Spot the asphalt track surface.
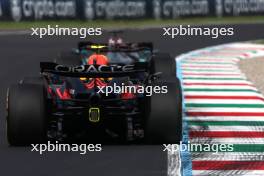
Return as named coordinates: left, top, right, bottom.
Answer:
left=0, top=24, right=264, bottom=176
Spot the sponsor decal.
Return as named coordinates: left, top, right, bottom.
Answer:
left=83, top=0, right=146, bottom=19
left=84, top=0, right=95, bottom=20
left=10, top=0, right=76, bottom=21
left=163, top=0, right=209, bottom=18
left=153, top=0, right=161, bottom=19
left=55, top=64, right=135, bottom=73
left=215, top=0, right=223, bottom=17
left=153, top=0, right=209, bottom=19
left=6, top=0, right=264, bottom=21
left=223, top=0, right=264, bottom=16
left=10, top=0, right=22, bottom=21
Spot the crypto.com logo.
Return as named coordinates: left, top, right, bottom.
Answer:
left=10, top=0, right=22, bottom=22
left=84, top=0, right=95, bottom=20
left=215, top=0, right=223, bottom=17
left=10, top=0, right=76, bottom=21
left=153, top=0, right=161, bottom=19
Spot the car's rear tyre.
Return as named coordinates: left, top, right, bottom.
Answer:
left=145, top=77, right=182, bottom=144
left=7, top=84, right=47, bottom=146
left=55, top=51, right=81, bottom=66
left=151, top=53, right=176, bottom=77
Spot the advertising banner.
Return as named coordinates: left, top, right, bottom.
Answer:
left=1, top=0, right=264, bottom=21
left=7, top=0, right=77, bottom=21
left=82, top=0, right=148, bottom=20
left=152, top=0, right=214, bottom=19
left=218, top=0, right=264, bottom=16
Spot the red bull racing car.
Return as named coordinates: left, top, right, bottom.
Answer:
left=6, top=39, right=182, bottom=145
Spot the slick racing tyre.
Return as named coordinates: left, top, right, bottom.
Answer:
left=151, top=53, right=176, bottom=77
left=145, top=77, right=182, bottom=144
left=7, top=84, right=47, bottom=146
left=55, top=51, right=81, bottom=66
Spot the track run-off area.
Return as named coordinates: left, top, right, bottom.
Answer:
left=173, top=43, right=264, bottom=176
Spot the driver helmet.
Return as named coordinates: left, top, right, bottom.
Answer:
left=82, top=54, right=111, bottom=88
left=87, top=54, right=109, bottom=65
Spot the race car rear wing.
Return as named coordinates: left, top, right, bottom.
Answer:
left=40, top=62, right=149, bottom=78
left=78, top=42, right=153, bottom=52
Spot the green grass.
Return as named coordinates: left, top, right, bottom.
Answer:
left=251, top=39, right=264, bottom=44
left=1, top=15, right=264, bottom=30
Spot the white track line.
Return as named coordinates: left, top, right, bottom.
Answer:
left=168, top=147, right=181, bottom=176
